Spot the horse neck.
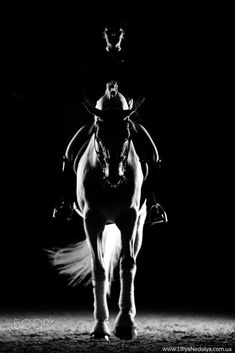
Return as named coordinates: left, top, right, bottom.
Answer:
left=84, top=135, right=142, bottom=176
left=127, top=140, right=141, bottom=168
left=85, top=134, right=100, bottom=168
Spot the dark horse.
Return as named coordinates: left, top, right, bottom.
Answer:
left=49, top=93, right=147, bottom=340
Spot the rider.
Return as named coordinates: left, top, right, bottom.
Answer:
left=53, top=22, right=167, bottom=225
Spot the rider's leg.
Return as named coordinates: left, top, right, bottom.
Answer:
left=130, top=121, right=159, bottom=164
left=144, top=159, right=168, bottom=225
left=65, top=124, right=95, bottom=164
left=53, top=124, right=94, bottom=221
left=131, top=122, right=168, bottom=225
left=52, top=155, right=76, bottom=221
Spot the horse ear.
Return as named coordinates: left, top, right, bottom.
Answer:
left=121, top=97, right=146, bottom=119
left=83, top=101, right=104, bottom=120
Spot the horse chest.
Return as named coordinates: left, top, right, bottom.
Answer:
left=84, top=177, right=136, bottom=212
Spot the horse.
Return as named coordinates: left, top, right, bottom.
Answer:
left=49, top=96, right=147, bottom=340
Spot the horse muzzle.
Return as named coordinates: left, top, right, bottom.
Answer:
left=103, top=163, right=126, bottom=188
left=105, top=175, right=126, bottom=188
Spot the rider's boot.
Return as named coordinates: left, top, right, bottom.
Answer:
left=52, top=156, right=76, bottom=222
left=144, top=160, right=168, bottom=226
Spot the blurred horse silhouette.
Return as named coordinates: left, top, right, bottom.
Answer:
left=49, top=84, right=147, bottom=340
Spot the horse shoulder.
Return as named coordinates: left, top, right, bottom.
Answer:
left=128, top=142, right=143, bottom=176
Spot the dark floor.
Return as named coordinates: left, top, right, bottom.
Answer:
left=0, top=309, right=234, bottom=352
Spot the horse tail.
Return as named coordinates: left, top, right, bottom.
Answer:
left=47, top=239, right=92, bottom=286
left=46, top=224, right=121, bottom=291
left=102, top=224, right=121, bottom=296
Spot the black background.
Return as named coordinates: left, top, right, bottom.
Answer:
left=1, top=6, right=233, bottom=315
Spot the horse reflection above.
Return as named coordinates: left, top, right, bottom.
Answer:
left=50, top=91, right=147, bottom=340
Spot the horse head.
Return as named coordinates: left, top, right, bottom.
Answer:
left=83, top=97, right=145, bottom=188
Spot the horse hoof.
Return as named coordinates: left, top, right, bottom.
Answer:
left=90, top=333, right=109, bottom=341
left=114, top=326, right=137, bottom=340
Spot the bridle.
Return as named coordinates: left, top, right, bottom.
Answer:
left=94, top=121, right=131, bottom=187
left=82, top=94, right=145, bottom=187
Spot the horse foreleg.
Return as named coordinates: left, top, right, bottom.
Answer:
left=84, top=210, right=110, bottom=340
left=134, top=201, right=147, bottom=258
left=115, top=208, right=138, bottom=340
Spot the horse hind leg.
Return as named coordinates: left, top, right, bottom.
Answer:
left=84, top=210, right=110, bottom=340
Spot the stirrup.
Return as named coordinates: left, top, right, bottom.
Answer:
left=146, top=203, right=168, bottom=226
left=52, top=200, right=75, bottom=222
